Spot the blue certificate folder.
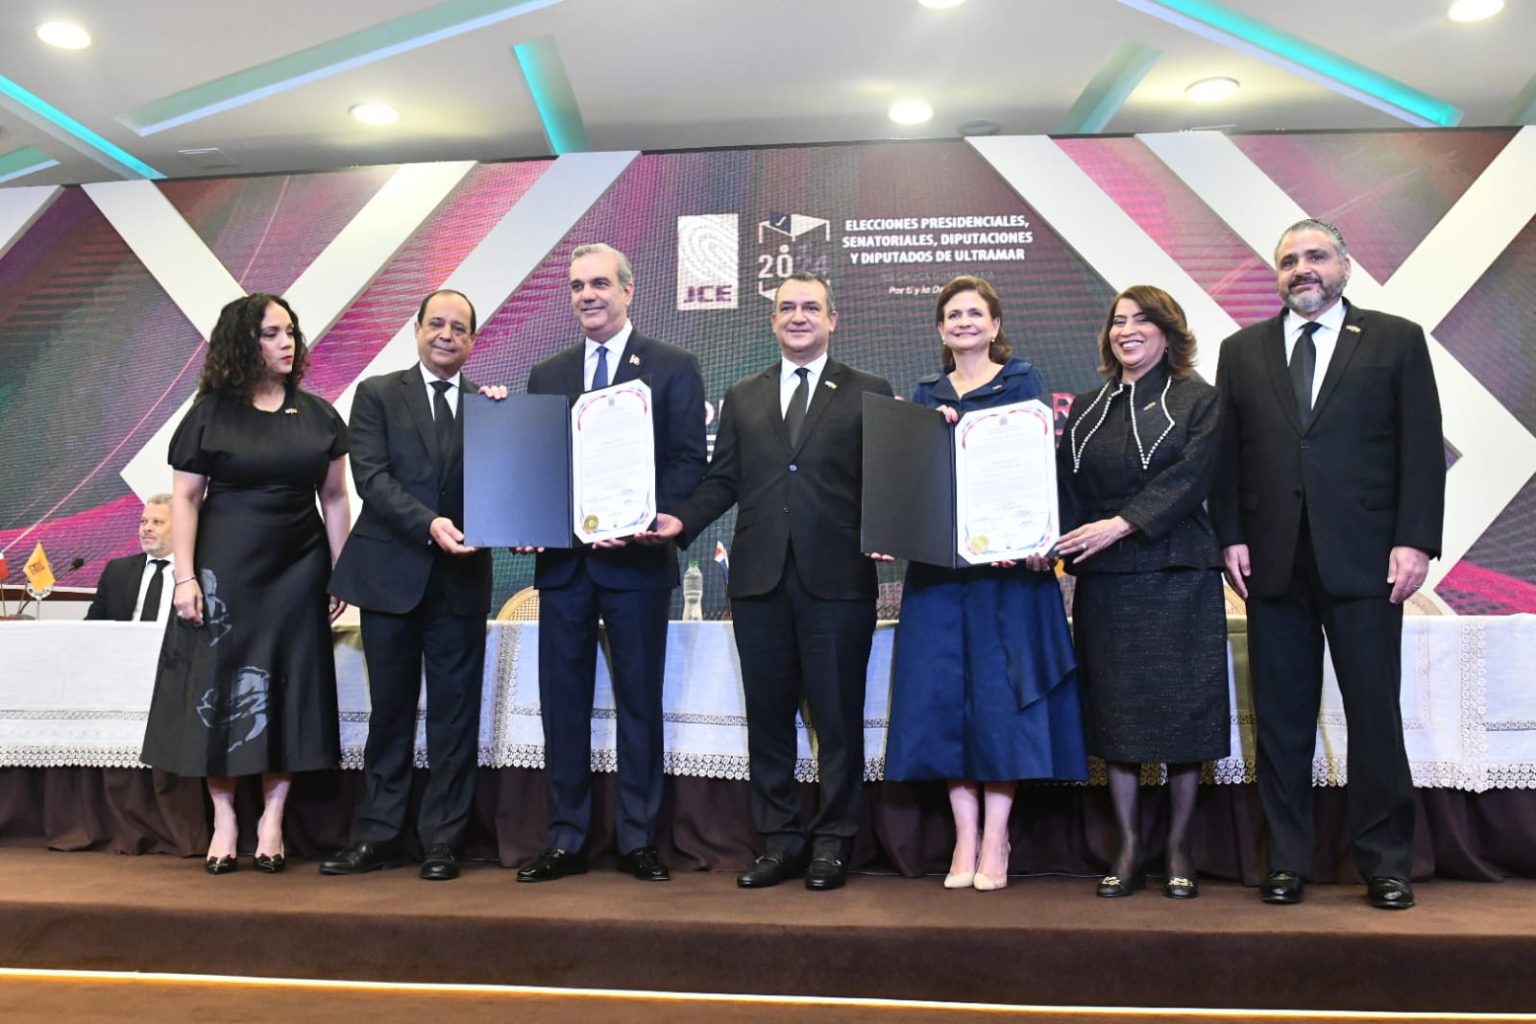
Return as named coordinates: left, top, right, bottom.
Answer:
left=462, top=393, right=574, bottom=549
left=860, top=392, right=962, bottom=569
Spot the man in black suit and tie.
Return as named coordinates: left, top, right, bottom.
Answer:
left=1211, top=219, right=1444, bottom=911
left=515, top=243, right=707, bottom=884
left=86, top=493, right=176, bottom=622
left=323, top=289, right=497, bottom=882
left=643, top=271, right=893, bottom=891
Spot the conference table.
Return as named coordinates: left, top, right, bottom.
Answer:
left=3, top=617, right=1534, bottom=880
left=4, top=617, right=1535, bottom=788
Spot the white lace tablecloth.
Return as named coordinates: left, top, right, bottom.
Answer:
left=2, top=617, right=1532, bottom=790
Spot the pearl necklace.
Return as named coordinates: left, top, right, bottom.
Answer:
left=1069, top=375, right=1176, bottom=473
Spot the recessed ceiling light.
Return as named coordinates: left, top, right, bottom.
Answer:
left=350, top=103, right=399, bottom=126
left=36, top=22, right=92, bottom=50
left=889, top=99, right=934, bottom=126
left=958, top=118, right=1001, bottom=137
left=1185, top=77, right=1239, bottom=103
left=1447, top=0, right=1504, bottom=22
left=918, top=0, right=968, bottom=8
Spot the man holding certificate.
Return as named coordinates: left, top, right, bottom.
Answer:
left=641, top=271, right=893, bottom=891
left=517, top=243, right=707, bottom=885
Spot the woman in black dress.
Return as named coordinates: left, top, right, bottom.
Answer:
left=1056, top=285, right=1228, bottom=899
left=141, top=293, right=350, bottom=874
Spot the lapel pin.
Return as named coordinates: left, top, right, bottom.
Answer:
left=629, top=354, right=641, bottom=365
left=284, top=408, right=298, bottom=415
left=1345, top=325, right=1362, bottom=333
left=1143, top=401, right=1158, bottom=411
left=824, top=380, right=838, bottom=390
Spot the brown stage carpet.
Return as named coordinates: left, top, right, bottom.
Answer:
left=1, top=848, right=1533, bottom=1016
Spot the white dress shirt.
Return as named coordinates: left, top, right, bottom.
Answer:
left=133, top=556, right=175, bottom=624
left=779, top=352, right=829, bottom=417
left=418, top=363, right=463, bottom=418
left=584, top=321, right=634, bottom=391
left=1283, top=299, right=1347, bottom=408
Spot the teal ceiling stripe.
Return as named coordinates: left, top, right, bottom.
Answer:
left=0, top=74, right=163, bottom=179
left=1116, top=0, right=1463, bottom=127
left=0, top=146, right=61, bottom=184
left=513, top=36, right=590, bottom=154
left=1510, top=72, right=1536, bottom=125
left=121, top=0, right=567, bottom=136
left=1058, top=41, right=1161, bottom=134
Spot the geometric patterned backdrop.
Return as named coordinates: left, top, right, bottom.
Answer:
left=3, top=128, right=1533, bottom=615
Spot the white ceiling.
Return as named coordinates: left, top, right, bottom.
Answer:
left=0, top=0, right=1531, bottom=185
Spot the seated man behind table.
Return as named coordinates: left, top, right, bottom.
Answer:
left=85, top=493, right=175, bottom=622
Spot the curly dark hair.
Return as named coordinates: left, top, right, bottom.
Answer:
left=1095, top=284, right=1197, bottom=381
left=935, top=275, right=1012, bottom=372
left=197, top=293, right=308, bottom=400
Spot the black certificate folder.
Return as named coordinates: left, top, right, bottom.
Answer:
left=462, top=393, right=574, bottom=549
left=861, top=392, right=962, bottom=568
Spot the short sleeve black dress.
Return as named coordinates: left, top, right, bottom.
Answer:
left=140, top=387, right=347, bottom=777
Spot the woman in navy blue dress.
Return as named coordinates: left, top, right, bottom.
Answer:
left=884, top=276, right=1086, bottom=891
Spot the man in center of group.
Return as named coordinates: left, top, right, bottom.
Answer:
left=642, top=271, right=893, bottom=891
left=517, top=243, right=706, bottom=884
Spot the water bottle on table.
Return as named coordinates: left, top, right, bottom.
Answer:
left=682, top=561, right=704, bottom=621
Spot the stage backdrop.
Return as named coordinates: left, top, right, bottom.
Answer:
left=2, top=129, right=1534, bottom=618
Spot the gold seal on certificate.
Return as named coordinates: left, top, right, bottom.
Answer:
left=953, top=398, right=1058, bottom=565
left=571, top=381, right=657, bottom=543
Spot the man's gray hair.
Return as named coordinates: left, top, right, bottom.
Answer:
left=145, top=493, right=173, bottom=507
left=571, top=243, right=634, bottom=289
left=1276, top=218, right=1349, bottom=262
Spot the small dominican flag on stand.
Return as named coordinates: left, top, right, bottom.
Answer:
left=713, top=541, right=729, bottom=582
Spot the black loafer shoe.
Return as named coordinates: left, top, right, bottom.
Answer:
left=319, top=840, right=404, bottom=876
left=1366, top=876, right=1415, bottom=910
left=516, top=847, right=587, bottom=883
left=805, top=852, right=848, bottom=891
left=737, top=853, right=806, bottom=889
left=420, top=844, right=459, bottom=881
left=1164, top=874, right=1199, bottom=899
left=1096, top=871, right=1146, bottom=898
left=1260, top=870, right=1304, bottom=905
left=616, top=846, right=671, bottom=881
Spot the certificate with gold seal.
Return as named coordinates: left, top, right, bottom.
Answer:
left=861, top=394, right=1057, bottom=568
left=571, top=380, right=656, bottom=544
left=952, top=399, right=1057, bottom=564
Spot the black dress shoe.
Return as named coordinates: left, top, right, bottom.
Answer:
left=204, top=855, right=237, bottom=875
left=420, top=844, right=459, bottom=881
left=1164, top=874, right=1198, bottom=899
left=736, top=853, right=806, bottom=889
left=805, top=852, right=848, bottom=891
left=1366, top=876, right=1415, bottom=910
left=319, top=840, right=405, bottom=876
left=616, top=846, right=671, bottom=881
left=516, top=847, right=588, bottom=883
left=1260, top=870, right=1305, bottom=904
left=1096, top=870, right=1145, bottom=898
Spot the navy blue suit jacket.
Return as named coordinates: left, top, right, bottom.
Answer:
left=526, top=330, right=707, bottom=591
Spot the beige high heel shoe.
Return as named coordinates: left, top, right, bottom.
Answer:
left=973, top=842, right=1011, bottom=891
left=943, top=836, right=979, bottom=888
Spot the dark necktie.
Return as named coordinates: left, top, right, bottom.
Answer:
left=591, top=344, right=609, bottom=391
left=1290, top=321, right=1321, bottom=424
left=785, top=367, right=810, bottom=447
left=140, top=558, right=168, bottom=621
left=431, top=379, right=455, bottom=460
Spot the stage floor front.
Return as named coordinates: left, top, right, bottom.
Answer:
left=1, top=848, right=1533, bottom=1015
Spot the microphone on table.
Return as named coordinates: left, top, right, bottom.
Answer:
left=11, top=556, right=87, bottom=617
